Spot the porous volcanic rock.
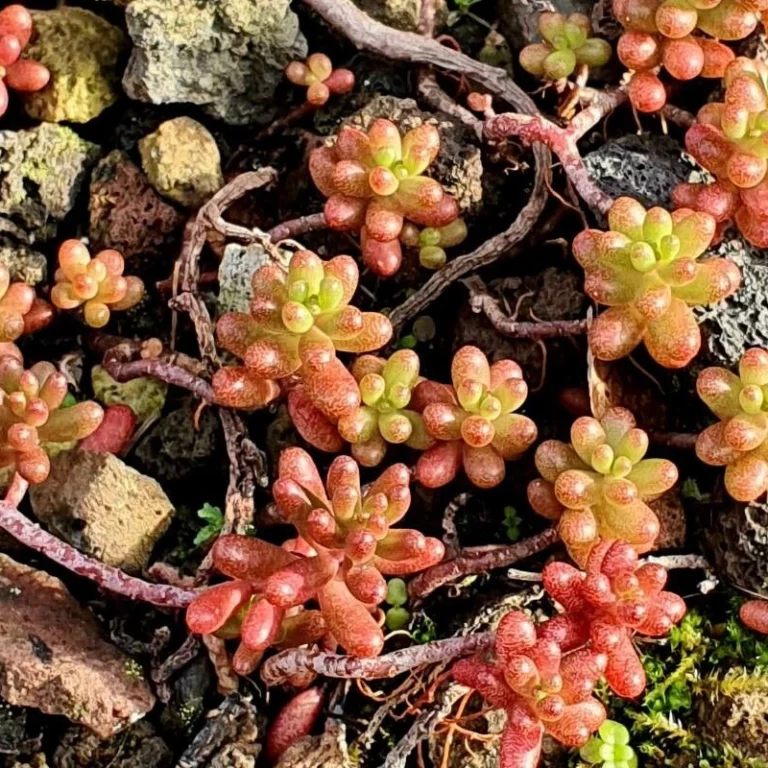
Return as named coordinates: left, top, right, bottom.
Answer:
left=0, top=554, right=154, bottom=737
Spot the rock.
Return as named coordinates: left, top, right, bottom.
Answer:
left=498, top=0, right=595, bottom=49
left=0, top=554, right=154, bottom=738
left=159, top=657, right=211, bottom=734
left=91, top=364, right=168, bottom=424
left=275, top=719, right=351, bottom=768
left=53, top=721, right=172, bottom=768
left=29, top=451, right=174, bottom=573
left=703, top=496, right=768, bottom=596
left=650, top=488, right=686, bottom=550
left=698, top=689, right=768, bottom=761
left=139, top=118, right=223, bottom=208
left=353, top=0, right=447, bottom=31
left=0, top=241, right=47, bottom=285
left=217, top=243, right=289, bottom=314
left=123, top=0, right=307, bottom=125
left=584, top=134, right=691, bottom=213
left=0, top=123, right=100, bottom=242
left=23, top=8, right=125, bottom=124
left=134, top=402, right=221, bottom=485
left=0, top=699, right=38, bottom=756
left=695, top=234, right=768, bottom=369
left=345, top=96, right=483, bottom=215
left=89, top=150, right=184, bottom=269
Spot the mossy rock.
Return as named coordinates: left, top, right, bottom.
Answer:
left=24, top=8, right=126, bottom=124
left=91, top=365, right=168, bottom=424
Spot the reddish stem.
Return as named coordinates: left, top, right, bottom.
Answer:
left=267, top=211, right=328, bottom=242
left=408, top=527, right=559, bottom=600
left=649, top=432, right=697, bottom=450
left=260, top=632, right=493, bottom=687
left=0, top=476, right=197, bottom=609
left=485, top=113, right=613, bottom=215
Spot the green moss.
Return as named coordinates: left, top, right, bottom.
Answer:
left=92, top=365, right=167, bottom=424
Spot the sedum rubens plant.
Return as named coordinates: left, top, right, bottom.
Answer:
left=399, top=219, right=467, bottom=271
left=741, top=600, right=768, bottom=634
left=674, top=57, right=768, bottom=247
left=0, top=5, right=50, bottom=118
left=213, top=249, right=391, bottom=427
left=51, top=240, right=145, bottom=329
left=614, top=0, right=743, bottom=112
left=695, top=347, right=768, bottom=501
left=453, top=611, right=609, bottom=768
left=527, top=407, right=678, bottom=567
left=541, top=539, right=686, bottom=698
left=335, top=350, right=434, bottom=467
left=0, top=354, right=103, bottom=484
left=453, top=541, right=685, bottom=768
left=285, top=53, right=355, bottom=107
left=519, top=12, right=612, bottom=81
left=413, top=346, right=537, bottom=489
left=573, top=197, right=741, bottom=368
left=309, top=119, right=461, bottom=277
left=186, top=448, right=444, bottom=664
left=0, top=264, right=52, bottom=344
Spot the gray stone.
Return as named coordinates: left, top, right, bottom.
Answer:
left=30, top=451, right=174, bottom=573
left=217, top=242, right=289, bottom=314
left=584, top=134, right=692, bottom=214
left=123, top=0, right=307, bottom=126
left=135, top=403, right=220, bottom=485
left=498, top=0, right=594, bottom=49
left=345, top=96, right=484, bottom=215
left=0, top=123, right=100, bottom=243
left=694, top=234, right=768, bottom=369
left=0, top=555, right=154, bottom=738
left=0, top=241, right=47, bottom=285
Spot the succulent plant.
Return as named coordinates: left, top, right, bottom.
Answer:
left=0, top=354, right=103, bottom=484
left=674, top=57, right=768, bottom=247
left=519, top=12, right=612, bottom=81
left=0, top=265, right=52, bottom=343
left=309, top=119, right=461, bottom=277
left=399, top=219, right=468, bottom=270
left=580, top=721, right=638, bottom=768
left=614, top=0, right=742, bottom=112
left=740, top=599, right=768, bottom=634
left=285, top=53, right=355, bottom=106
left=573, top=197, right=741, bottom=368
left=51, top=240, right=145, bottom=328
left=527, top=407, right=678, bottom=566
left=186, top=448, right=444, bottom=665
left=213, top=250, right=391, bottom=423
left=0, top=5, right=50, bottom=118
left=413, top=346, right=537, bottom=489
left=333, top=350, right=433, bottom=466
left=695, top=347, right=768, bottom=501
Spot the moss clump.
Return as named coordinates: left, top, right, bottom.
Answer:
left=24, top=8, right=126, bottom=124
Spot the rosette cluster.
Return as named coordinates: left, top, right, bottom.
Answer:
left=186, top=447, right=444, bottom=667
left=574, top=197, right=740, bottom=368
left=51, top=240, right=145, bottom=329
left=0, top=264, right=52, bottom=345
left=0, top=5, right=50, bottom=117
left=674, top=57, right=768, bottom=247
left=309, top=119, right=462, bottom=276
left=0, top=354, right=103, bottom=484
left=413, top=346, right=538, bottom=489
left=519, top=12, right=612, bottom=81
left=614, top=0, right=756, bottom=112
left=527, top=407, right=678, bottom=566
left=285, top=53, right=355, bottom=107
left=696, top=347, right=768, bottom=501
left=213, top=250, right=391, bottom=426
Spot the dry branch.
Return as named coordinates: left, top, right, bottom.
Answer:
left=267, top=211, right=327, bottom=242
left=103, top=358, right=215, bottom=402
left=409, top=527, right=559, bottom=600
left=261, top=632, right=493, bottom=687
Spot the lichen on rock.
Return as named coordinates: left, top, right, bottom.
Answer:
left=352, top=0, right=447, bottom=31
left=29, top=451, right=174, bottom=574
left=123, top=0, right=307, bottom=125
left=0, top=123, right=100, bottom=242
left=91, top=365, right=168, bottom=425
left=89, top=150, right=184, bottom=268
left=0, top=554, right=154, bottom=738
left=23, top=8, right=126, bottom=124
left=0, top=242, right=47, bottom=285
left=139, top=118, right=223, bottom=208
left=217, top=242, right=290, bottom=315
